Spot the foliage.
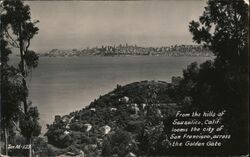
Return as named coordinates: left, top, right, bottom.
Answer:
left=0, top=24, right=23, bottom=129
left=25, top=50, right=39, bottom=69
left=45, top=121, right=69, bottom=148
left=137, top=114, right=170, bottom=155
left=102, top=130, right=136, bottom=157
left=19, top=106, right=41, bottom=141
left=1, top=0, right=39, bottom=49
left=189, top=0, right=248, bottom=68
left=1, top=65, right=24, bottom=127
left=0, top=38, right=12, bottom=63
left=32, top=137, right=56, bottom=157
left=1, top=0, right=40, bottom=98
left=186, top=0, right=248, bottom=154
left=1, top=0, right=41, bottom=156
left=1, top=13, right=24, bottom=156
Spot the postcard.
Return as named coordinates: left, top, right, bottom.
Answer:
left=1, top=0, right=249, bottom=156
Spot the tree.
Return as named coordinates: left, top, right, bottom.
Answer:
left=1, top=0, right=39, bottom=113
left=20, top=106, right=41, bottom=156
left=102, top=130, right=136, bottom=156
left=1, top=0, right=41, bottom=156
left=188, top=0, right=248, bottom=154
left=0, top=17, right=26, bottom=155
left=137, top=115, right=170, bottom=156
left=0, top=38, right=24, bottom=155
left=189, top=0, right=248, bottom=69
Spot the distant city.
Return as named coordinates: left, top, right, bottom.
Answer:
left=38, top=44, right=212, bottom=57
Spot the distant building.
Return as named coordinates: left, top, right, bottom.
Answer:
left=54, top=115, right=61, bottom=123
left=171, top=76, right=182, bottom=86
left=61, top=115, right=70, bottom=123
left=141, top=103, right=147, bottom=110
left=90, top=108, right=96, bottom=112
left=131, top=103, right=140, bottom=115
left=110, top=108, right=117, bottom=112
left=64, top=130, right=70, bottom=135
left=119, top=96, right=129, bottom=103
left=100, top=125, right=111, bottom=135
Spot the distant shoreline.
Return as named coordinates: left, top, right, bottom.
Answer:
left=38, top=54, right=213, bottom=57
left=37, top=44, right=213, bottom=57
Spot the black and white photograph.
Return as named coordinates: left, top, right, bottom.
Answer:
left=0, top=0, right=249, bottom=156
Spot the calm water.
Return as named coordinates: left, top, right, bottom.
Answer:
left=11, top=56, right=213, bottom=133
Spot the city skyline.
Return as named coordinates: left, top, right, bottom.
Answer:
left=26, top=1, right=207, bottom=53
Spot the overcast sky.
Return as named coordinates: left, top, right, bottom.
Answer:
left=26, top=1, right=207, bottom=53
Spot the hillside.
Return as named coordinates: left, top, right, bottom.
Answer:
left=44, top=80, right=180, bottom=156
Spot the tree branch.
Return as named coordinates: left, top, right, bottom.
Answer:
left=12, top=120, right=22, bottom=133
left=4, top=28, right=19, bottom=48
left=25, top=38, right=31, bottom=52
